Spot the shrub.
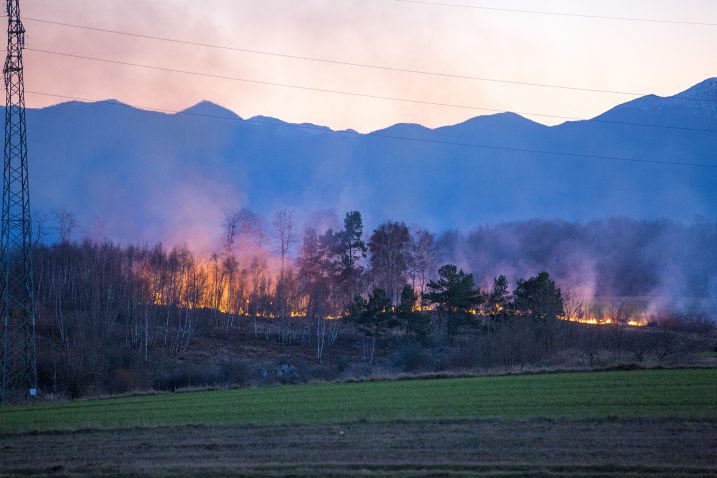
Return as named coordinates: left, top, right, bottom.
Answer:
left=656, top=313, right=716, bottom=334
left=110, top=368, right=147, bottom=394
left=37, top=349, right=95, bottom=399
left=395, top=343, right=434, bottom=372
left=104, top=344, right=140, bottom=375
left=153, top=365, right=217, bottom=391
left=277, top=361, right=300, bottom=384
left=334, top=354, right=351, bottom=373
left=217, top=360, right=252, bottom=387
left=446, top=344, right=479, bottom=370
left=300, top=364, right=341, bottom=383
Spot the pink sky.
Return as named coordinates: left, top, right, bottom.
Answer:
left=14, top=0, right=717, bottom=132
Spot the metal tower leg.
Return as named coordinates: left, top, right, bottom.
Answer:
left=1, top=0, right=37, bottom=403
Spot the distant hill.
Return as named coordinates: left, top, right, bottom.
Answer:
left=11, top=78, right=717, bottom=250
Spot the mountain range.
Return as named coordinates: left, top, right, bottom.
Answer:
left=13, top=77, right=717, bottom=251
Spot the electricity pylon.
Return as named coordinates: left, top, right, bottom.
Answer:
left=1, top=0, right=37, bottom=402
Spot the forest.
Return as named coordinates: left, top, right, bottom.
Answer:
left=22, top=210, right=717, bottom=399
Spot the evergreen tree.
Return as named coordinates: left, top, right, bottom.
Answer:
left=423, top=265, right=483, bottom=314
left=486, top=275, right=511, bottom=316
left=337, top=211, right=367, bottom=302
left=398, top=284, right=417, bottom=314
left=398, top=284, right=432, bottom=345
left=423, top=264, right=482, bottom=337
left=513, top=271, right=564, bottom=321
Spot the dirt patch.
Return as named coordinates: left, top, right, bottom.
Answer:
left=1, top=418, right=715, bottom=477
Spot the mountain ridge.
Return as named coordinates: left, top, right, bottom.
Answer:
left=12, top=78, right=717, bottom=250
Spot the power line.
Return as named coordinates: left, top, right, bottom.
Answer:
left=1, top=0, right=38, bottom=403
left=24, top=90, right=717, bottom=170
left=17, top=15, right=716, bottom=103
left=26, top=48, right=717, bottom=135
left=391, top=0, right=717, bottom=27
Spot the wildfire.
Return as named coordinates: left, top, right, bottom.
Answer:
left=559, top=315, right=648, bottom=327
left=150, top=273, right=649, bottom=327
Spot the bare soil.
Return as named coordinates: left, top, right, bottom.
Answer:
left=1, top=418, right=715, bottom=477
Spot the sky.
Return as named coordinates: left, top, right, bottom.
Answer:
left=14, top=0, right=717, bottom=132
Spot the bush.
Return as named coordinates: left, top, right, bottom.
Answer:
left=405, top=314, right=433, bottom=346
left=37, top=349, right=96, bottom=399
left=103, top=344, right=140, bottom=376
left=110, top=368, right=147, bottom=394
left=217, top=360, right=252, bottom=386
left=277, top=361, right=301, bottom=384
left=395, top=343, right=434, bottom=372
left=154, top=365, right=217, bottom=391
left=300, top=364, right=341, bottom=383
left=446, top=344, right=479, bottom=370
left=334, top=354, right=351, bottom=373
left=656, top=313, right=716, bottom=334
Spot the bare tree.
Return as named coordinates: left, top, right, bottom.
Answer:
left=222, top=212, right=240, bottom=253
left=232, top=209, right=269, bottom=258
left=273, top=209, right=297, bottom=273
left=369, top=222, right=411, bottom=304
left=52, top=207, right=78, bottom=243
left=32, top=211, right=48, bottom=246
left=562, top=289, right=585, bottom=321
left=408, top=229, right=440, bottom=297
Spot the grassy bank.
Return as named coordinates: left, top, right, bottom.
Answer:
left=1, top=369, right=715, bottom=433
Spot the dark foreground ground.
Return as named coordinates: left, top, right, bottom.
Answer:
left=1, top=418, right=715, bottom=477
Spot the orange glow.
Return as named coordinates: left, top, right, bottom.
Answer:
left=147, top=262, right=650, bottom=327
left=559, top=314, right=648, bottom=327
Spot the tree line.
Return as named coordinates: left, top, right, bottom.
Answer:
left=14, top=209, right=711, bottom=400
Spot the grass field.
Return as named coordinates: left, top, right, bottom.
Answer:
left=1, top=369, right=716, bottom=477
left=1, top=368, right=715, bottom=433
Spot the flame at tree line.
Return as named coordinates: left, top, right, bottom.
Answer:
left=475, top=305, right=648, bottom=327
left=559, top=314, right=647, bottom=327
left=134, top=209, right=659, bottom=328
left=33, top=209, right=712, bottom=351
left=149, top=280, right=650, bottom=327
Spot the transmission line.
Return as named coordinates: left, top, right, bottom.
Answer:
left=26, top=48, right=717, bottom=135
left=16, top=15, right=717, bottom=103
left=390, top=0, right=717, bottom=27
left=24, top=90, right=717, bottom=170
left=1, top=0, right=37, bottom=403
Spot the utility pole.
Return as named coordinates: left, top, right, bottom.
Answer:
left=1, top=0, right=37, bottom=402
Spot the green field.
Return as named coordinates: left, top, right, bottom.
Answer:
left=1, top=369, right=715, bottom=433
left=2, top=369, right=716, bottom=477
